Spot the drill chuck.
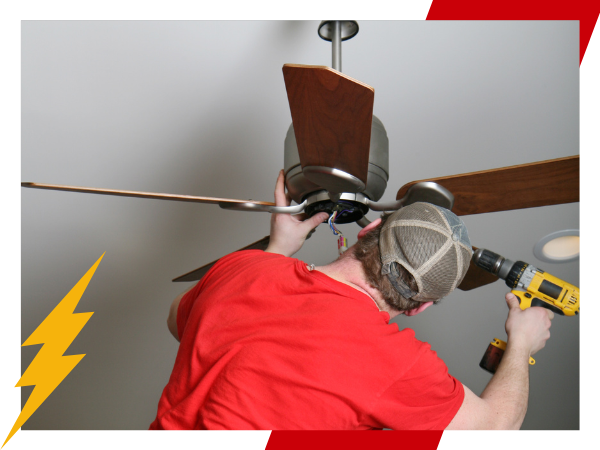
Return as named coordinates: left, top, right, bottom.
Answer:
left=473, top=249, right=504, bottom=275
left=473, top=248, right=516, bottom=281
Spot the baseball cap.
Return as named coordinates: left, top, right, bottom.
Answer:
left=379, top=202, right=472, bottom=302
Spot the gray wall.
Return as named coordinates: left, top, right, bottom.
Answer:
left=21, top=21, right=579, bottom=430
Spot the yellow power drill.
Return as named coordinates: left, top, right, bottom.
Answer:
left=472, top=248, right=580, bottom=374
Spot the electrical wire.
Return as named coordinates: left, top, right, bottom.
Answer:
left=328, top=210, right=349, bottom=255
left=328, top=211, right=343, bottom=235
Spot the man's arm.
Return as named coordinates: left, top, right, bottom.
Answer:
left=446, top=292, right=554, bottom=429
left=265, top=170, right=328, bottom=257
left=167, top=285, right=195, bottom=342
left=167, top=170, right=325, bottom=339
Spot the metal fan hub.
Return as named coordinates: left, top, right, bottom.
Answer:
left=302, top=166, right=365, bottom=194
left=284, top=115, right=389, bottom=203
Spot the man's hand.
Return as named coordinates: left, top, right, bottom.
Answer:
left=447, top=291, right=555, bottom=430
left=265, top=170, right=328, bottom=257
left=504, top=292, right=554, bottom=356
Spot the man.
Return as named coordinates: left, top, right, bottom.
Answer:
left=151, top=171, right=553, bottom=430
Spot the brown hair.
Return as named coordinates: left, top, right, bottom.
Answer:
left=351, top=215, right=424, bottom=312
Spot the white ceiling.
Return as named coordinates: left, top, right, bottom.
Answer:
left=21, top=21, right=579, bottom=430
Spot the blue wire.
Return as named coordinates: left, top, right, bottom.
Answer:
left=336, top=210, right=351, bottom=221
left=328, top=211, right=342, bottom=236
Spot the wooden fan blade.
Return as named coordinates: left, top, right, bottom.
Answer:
left=172, top=236, right=271, bottom=282
left=457, top=247, right=499, bottom=291
left=396, top=155, right=579, bottom=216
left=21, top=182, right=274, bottom=206
left=282, top=64, right=374, bottom=187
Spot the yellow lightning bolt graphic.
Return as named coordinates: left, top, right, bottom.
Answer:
left=3, top=253, right=104, bottom=448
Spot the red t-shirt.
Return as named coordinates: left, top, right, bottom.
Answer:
left=150, top=250, right=464, bottom=430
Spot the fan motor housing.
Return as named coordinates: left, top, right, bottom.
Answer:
left=284, top=115, right=389, bottom=206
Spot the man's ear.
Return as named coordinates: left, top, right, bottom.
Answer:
left=357, top=218, right=382, bottom=239
left=402, top=301, right=434, bottom=317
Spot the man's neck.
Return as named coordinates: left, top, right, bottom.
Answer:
left=314, top=250, right=401, bottom=319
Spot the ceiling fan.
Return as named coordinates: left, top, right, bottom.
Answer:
left=21, top=20, right=579, bottom=291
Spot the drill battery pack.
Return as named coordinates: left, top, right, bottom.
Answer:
left=479, top=338, right=535, bottom=374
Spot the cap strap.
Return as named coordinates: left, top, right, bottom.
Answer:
left=384, top=262, right=418, bottom=299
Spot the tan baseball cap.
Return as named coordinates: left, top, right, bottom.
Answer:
left=379, top=202, right=473, bottom=302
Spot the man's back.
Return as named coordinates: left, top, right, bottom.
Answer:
left=150, top=250, right=463, bottom=430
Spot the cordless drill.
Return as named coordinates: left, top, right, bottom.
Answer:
left=473, top=248, right=580, bottom=374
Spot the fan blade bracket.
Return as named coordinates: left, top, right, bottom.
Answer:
left=301, top=166, right=366, bottom=195
left=218, top=200, right=308, bottom=214
left=366, top=182, right=454, bottom=212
